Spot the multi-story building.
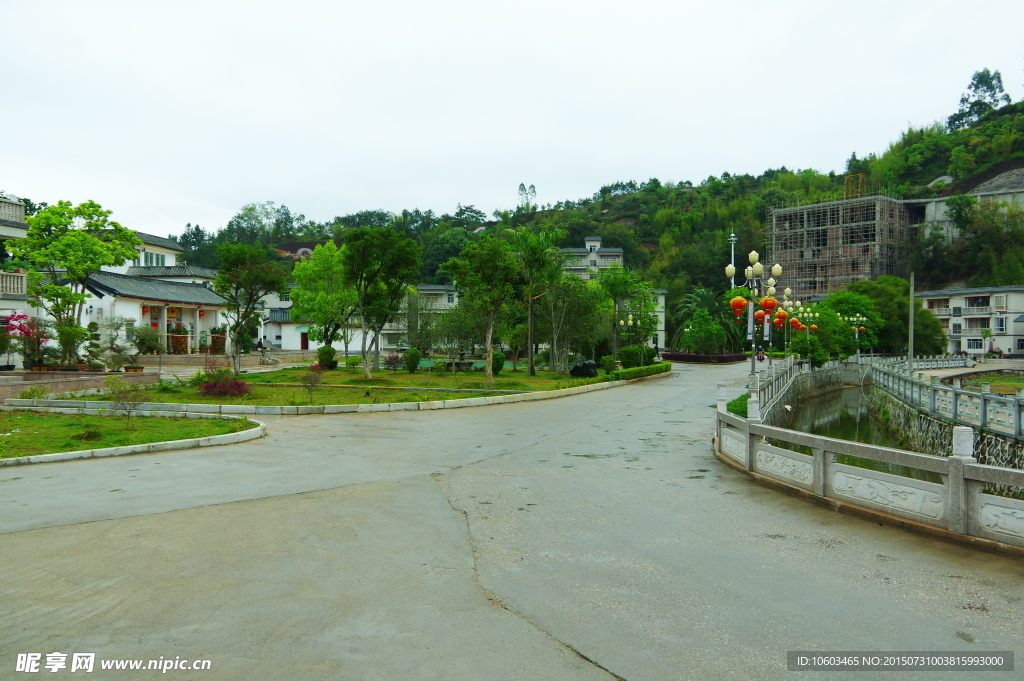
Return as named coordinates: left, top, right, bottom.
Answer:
left=916, top=285, right=1024, bottom=357
left=561, top=236, right=666, bottom=349
left=562, top=236, right=623, bottom=279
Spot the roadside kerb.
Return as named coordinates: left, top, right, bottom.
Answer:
left=3, top=369, right=673, bottom=416
left=0, top=412, right=267, bottom=467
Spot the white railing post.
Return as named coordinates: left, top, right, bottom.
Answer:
left=717, top=382, right=727, bottom=413
left=947, top=426, right=976, bottom=535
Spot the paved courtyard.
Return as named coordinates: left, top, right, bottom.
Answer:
left=2, top=364, right=1023, bottom=680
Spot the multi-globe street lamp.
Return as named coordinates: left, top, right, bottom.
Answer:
left=726, top=250, right=782, bottom=377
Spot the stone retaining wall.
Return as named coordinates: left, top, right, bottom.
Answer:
left=0, top=371, right=156, bottom=399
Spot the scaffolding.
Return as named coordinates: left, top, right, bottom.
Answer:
left=766, top=193, right=914, bottom=297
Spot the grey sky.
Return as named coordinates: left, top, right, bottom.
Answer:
left=4, top=0, right=1023, bottom=236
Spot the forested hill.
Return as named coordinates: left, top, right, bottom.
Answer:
left=168, top=69, right=1024, bottom=304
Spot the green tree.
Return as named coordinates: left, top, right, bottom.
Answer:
left=290, top=241, right=357, bottom=348
left=341, top=227, right=422, bottom=378
left=442, top=237, right=520, bottom=385
left=213, top=244, right=288, bottom=373
left=505, top=226, right=566, bottom=375
left=846, top=276, right=945, bottom=355
left=596, top=266, right=646, bottom=357
left=947, top=68, right=1011, bottom=131
left=678, top=308, right=726, bottom=355
left=9, top=200, right=142, bottom=363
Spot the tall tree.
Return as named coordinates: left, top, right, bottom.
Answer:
left=213, top=243, right=287, bottom=373
left=504, top=226, right=567, bottom=375
left=596, top=265, right=646, bottom=357
left=10, top=200, right=141, bottom=363
left=442, top=237, right=520, bottom=385
left=290, top=241, right=357, bottom=349
left=947, top=68, right=1012, bottom=131
left=341, top=227, right=421, bottom=378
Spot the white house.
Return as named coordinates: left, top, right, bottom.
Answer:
left=917, top=285, right=1024, bottom=357
left=561, top=236, right=666, bottom=350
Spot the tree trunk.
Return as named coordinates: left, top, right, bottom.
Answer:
left=527, top=300, right=535, bottom=376
left=484, top=314, right=495, bottom=386
left=611, top=300, right=619, bottom=358
left=359, top=304, right=370, bottom=379
left=372, top=333, right=380, bottom=371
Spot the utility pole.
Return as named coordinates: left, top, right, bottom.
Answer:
left=907, top=271, right=915, bottom=376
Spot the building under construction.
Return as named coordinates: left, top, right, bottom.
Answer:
left=766, top=193, right=914, bottom=296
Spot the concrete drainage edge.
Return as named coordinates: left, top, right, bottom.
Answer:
left=0, top=411, right=267, bottom=467
left=2, top=369, right=673, bottom=416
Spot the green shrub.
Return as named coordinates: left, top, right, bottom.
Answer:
left=491, top=350, right=505, bottom=375
left=535, top=349, right=550, bottom=366
left=403, top=348, right=422, bottom=373
left=726, top=393, right=748, bottom=418
left=642, top=346, right=658, bottom=365
left=599, top=355, right=617, bottom=374
left=317, top=346, right=337, bottom=368
left=17, top=385, right=48, bottom=400
left=346, top=356, right=362, bottom=371
left=433, top=360, right=449, bottom=371
left=618, top=345, right=642, bottom=369
left=608, top=361, right=672, bottom=381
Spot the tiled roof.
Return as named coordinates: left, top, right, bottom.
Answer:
left=416, top=284, right=458, bottom=292
left=125, top=265, right=218, bottom=279
left=136, top=232, right=185, bottom=252
left=596, top=248, right=623, bottom=254
left=84, top=271, right=225, bottom=306
left=266, top=308, right=309, bottom=323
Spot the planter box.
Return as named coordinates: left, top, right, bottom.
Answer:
left=125, top=367, right=145, bottom=373
left=170, top=335, right=189, bottom=355
left=661, top=352, right=747, bottom=364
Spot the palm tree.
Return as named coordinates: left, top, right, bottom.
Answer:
left=596, top=266, right=645, bottom=357
left=505, top=226, right=566, bottom=375
left=672, top=288, right=740, bottom=351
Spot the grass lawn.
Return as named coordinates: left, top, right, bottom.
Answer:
left=0, top=411, right=253, bottom=459
left=70, top=384, right=497, bottom=406
left=235, top=366, right=607, bottom=392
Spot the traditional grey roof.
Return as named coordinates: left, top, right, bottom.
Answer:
left=917, top=285, right=1024, bottom=297
left=125, top=265, right=218, bottom=280
left=416, top=284, right=458, bottom=292
left=266, top=308, right=308, bottom=323
left=596, top=247, right=623, bottom=254
left=84, top=271, right=225, bottom=306
left=1014, top=315, right=1024, bottom=323
left=136, top=231, right=185, bottom=252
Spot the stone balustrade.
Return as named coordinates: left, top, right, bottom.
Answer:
left=715, top=404, right=1024, bottom=549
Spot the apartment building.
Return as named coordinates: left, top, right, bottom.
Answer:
left=916, top=285, right=1024, bottom=357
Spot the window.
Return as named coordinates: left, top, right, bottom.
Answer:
left=967, top=296, right=989, bottom=308
left=280, top=293, right=290, bottom=302
left=590, top=260, right=597, bottom=267
left=994, top=295, right=1007, bottom=310
left=1018, top=339, right=1024, bottom=350
left=143, top=252, right=166, bottom=267
left=967, top=338, right=983, bottom=350
left=447, top=293, right=454, bottom=304
left=589, top=245, right=596, bottom=252
left=994, top=317, right=1006, bottom=333
left=952, top=323, right=962, bottom=335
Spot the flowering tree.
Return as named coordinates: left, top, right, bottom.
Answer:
left=6, top=313, right=52, bottom=365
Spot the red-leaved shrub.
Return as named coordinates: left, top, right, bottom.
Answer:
left=199, top=378, right=252, bottom=397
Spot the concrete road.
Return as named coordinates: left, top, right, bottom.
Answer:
left=2, top=364, right=1023, bottom=680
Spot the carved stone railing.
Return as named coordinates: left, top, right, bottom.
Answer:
left=714, top=402, right=1024, bottom=549
left=0, top=271, right=26, bottom=296
left=871, top=359, right=1024, bottom=439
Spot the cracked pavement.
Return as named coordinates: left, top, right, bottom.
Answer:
left=3, top=364, right=1024, bottom=680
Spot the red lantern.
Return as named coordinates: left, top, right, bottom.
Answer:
left=859, top=326, right=866, bottom=332
left=142, top=306, right=150, bottom=314
left=800, top=324, right=807, bottom=331
left=774, top=309, right=788, bottom=322
left=790, top=318, right=800, bottom=328
left=759, top=297, right=778, bottom=311
left=810, top=324, right=818, bottom=334
left=754, top=310, right=766, bottom=323
left=199, top=310, right=206, bottom=318
left=729, top=295, right=747, bottom=321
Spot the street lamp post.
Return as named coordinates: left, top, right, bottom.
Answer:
left=726, top=250, right=782, bottom=378
left=727, top=232, right=738, bottom=287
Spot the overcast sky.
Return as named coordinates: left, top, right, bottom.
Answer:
left=4, top=1, right=1023, bottom=237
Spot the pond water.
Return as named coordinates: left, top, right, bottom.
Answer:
left=786, top=386, right=942, bottom=484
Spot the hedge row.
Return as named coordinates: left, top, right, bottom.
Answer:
left=726, top=393, right=749, bottom=417
left=608, top=361, right=672, bottom=381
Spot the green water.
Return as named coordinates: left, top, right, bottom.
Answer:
left=786, top=387, right=942, bottom=484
